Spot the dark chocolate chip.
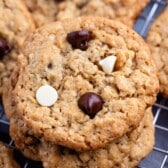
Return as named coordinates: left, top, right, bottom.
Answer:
left=47, top=63, right=53, bottom=69
left=78, top=92, right=103, bottom=118
left=0, top=37, right=12, bottom=59
left=67, top=30, right=92, bottom=50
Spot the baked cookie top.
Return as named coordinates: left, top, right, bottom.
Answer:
left=0, top=141, right=20, bottom=168
left=9, top=17, right=158, bottom=151
left=146, top=7, right=168, bottom=97
left=0, top=0, right=35, bottom=95
left=56, top=0, right=150, bottom=27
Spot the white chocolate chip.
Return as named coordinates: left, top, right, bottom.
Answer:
left=36, top=85, right=58, bottom=107
left=99, top=55, right=117, bottom=74
left=49, top=34, right=55, bottom=41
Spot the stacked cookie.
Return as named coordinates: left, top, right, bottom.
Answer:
left=3, top=16, right=159, bottom=168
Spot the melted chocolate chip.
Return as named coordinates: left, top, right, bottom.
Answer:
left=67, top=30, right=92, bottom=50
left=78, top=92, right=103, bottom=118
left=0, top=37, right=12, bottom=59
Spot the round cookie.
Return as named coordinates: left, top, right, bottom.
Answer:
left=0, top=0, right=35, bottom=95
left=56, top=0, right=150, bottom=27
left=22, top=0, right=58, bottom=27
left=8, top=105, right=154, bottom=168
left=0, top=141, right=20, bottom=168
left=7, top=17, right=159, bottom=151
left=146, top=7, right=168, bottom=97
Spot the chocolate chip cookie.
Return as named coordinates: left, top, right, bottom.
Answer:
left=4, top=17, right=159, bottom=151
left=0, top=0, right=35, bottom=95
left=0, top=141, right=20, bottom=168
left=146, top=7, right=168, bottom=97
left=56, top=0, right=150, bottom=27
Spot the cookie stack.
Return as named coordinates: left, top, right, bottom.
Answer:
left=2, top=15, right=159, bottom=168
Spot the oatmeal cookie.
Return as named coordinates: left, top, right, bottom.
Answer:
left=0, top=141, right=20, bottom=168
left=0, top=0, right=35, bottom=95
left=146, top=7, right=168, bottom=97
left=56, top=0, right=150, bottom=27
left=4, top=17, right=159, bottom=151
left=23, top=0, right=149, bottom=27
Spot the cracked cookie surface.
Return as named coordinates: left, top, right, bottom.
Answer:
left=4, top=17, right=158, bottom=151
left=146, top=7, right=168, bottom=97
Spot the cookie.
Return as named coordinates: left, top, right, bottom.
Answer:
left=146, top=7, right=168, bottom=97
left=22, top=0, right=58, bottom=27
left=9, top=105, right=154, bottom=168
left=4, top=17, right=159, bottom=151
left=3, top=68, right=154, bottom=166
left=0, top=0, right=35, bottom=95
left=39, top=108, right=154, bottom=168
left=23, top=0, right=149, bottom=27
left=0, top=141, right=20, bottom=168
left=56, top=0, right=150, bottom=27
